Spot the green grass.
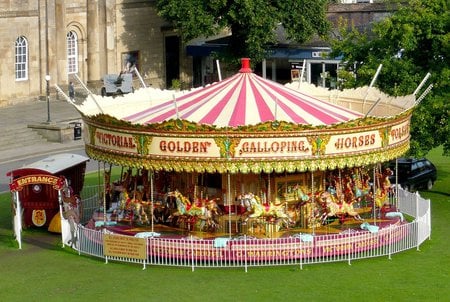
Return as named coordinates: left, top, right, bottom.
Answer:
left=83, top=166, right=123, bottom=187
left=1, top=149, right=449, bottom=302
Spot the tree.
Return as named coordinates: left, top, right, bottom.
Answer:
left=330, top=0, right=449, bottom=157
left=156, top=0, right=330, bottom=64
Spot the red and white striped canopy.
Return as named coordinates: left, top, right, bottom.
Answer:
left=125, top=59, right=362, bottom=127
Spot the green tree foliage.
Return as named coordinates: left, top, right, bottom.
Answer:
left=330, top=0, right=449, bottom=157
left=156, top=0, right=330, bottom=64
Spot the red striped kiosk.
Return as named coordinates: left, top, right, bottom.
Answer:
left=73, top=58, right=419, bottom=263
left=8, top=153, right=89, bottom=249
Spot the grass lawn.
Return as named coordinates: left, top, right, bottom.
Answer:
left=0, top=148, right=449, bottom=302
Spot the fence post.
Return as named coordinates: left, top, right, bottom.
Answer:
left=427, top=199, right=432, bottom=241
left=142, top=239, right=148, bottom=270
left=77, top=225, right=82, bottom=255
left=191, top=235, right=195, bottom=272
left=416, top=192, right=420, bottom=251
left=299, top=239, right=303, bottom=270
left=244, top=235, right=248, bottom=273
left=348, top=234, right=352, bottom=265
left=388, top=225, right=392, bottom=260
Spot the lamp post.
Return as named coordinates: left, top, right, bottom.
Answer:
left=45, top=75, right=51, bottom=123
left=45, top=0, right=51, bottom=123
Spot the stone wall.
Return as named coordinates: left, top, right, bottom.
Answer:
left=0, top=0, right=188, bottom=107
left=328, top=3, right=393, bottom=29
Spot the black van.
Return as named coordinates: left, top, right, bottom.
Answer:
left=388, top=158, right=437, bottom=191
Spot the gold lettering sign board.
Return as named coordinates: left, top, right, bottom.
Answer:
left=103, top=234, right=146, bottom=260
left=84, top=114, right=411, bottom=172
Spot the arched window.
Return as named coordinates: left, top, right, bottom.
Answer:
left=15, top=36, right=28, bottom=81
left=67, top=31, right=78, bottom=74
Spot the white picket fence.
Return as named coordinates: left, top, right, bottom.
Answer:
left=72, top=188, right=431, bottom=270
left=79, top=185, right=102, bottom=224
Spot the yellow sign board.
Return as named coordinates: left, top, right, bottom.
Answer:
left=103, top=234, right=146, bottom=260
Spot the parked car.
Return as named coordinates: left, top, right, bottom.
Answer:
left=388, top=158, right=437, bottom=191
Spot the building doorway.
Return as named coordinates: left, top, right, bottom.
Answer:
left=165, top=36, right=180, bottom=88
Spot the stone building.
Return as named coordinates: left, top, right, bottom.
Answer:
left=0, top=0, right=190, bottom=106
left=0, top=1, right=392, bottom=107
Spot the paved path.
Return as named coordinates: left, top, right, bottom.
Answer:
left=0, top=99, right=90, bottom=193
left=0, top=99, right=84, bottom=164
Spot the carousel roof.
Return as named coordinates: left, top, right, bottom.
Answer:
left=76, top=59, right=415, bottom=173
left=124, top=58, right=363, bottom=127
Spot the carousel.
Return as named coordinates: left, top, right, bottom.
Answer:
left=73, top=58, right=418, bottom=246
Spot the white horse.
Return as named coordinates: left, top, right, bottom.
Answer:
left=240, top=193, right=292, bottom=228
left=319, top=191, right=363, bottom=224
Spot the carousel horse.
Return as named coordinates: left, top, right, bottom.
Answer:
left=118, top=192, right=144, bottom=224
left=241, top=193, right=292, bottom=227
left=361, top=173, right=371, bottom=194
left=288, top=187, right=321, bottom=228
left=169, top=190, right=223, bottom=231
left=351, top=168, right=371, bottom=198
left=343, top=175, right=356, bottom=204
left=319, top=191, right=363, bottom=224
left=128, top=194, right=155, bottom=225
left=374, top=168, right=393, bottom=208
left=151, top=201, right=168, bottom=224
left=170, top=190, right=203, bottom=216
left=375, top=188, right=388, bottom=208
left=135, top=202, right=150, bottom=225
left=238, top=193, right=253, bottom=212
left=198, top=198, right=223, bottom=232
left=158, top=193, right=179, bottom=224
left=293, top=184, right=310, bottom=203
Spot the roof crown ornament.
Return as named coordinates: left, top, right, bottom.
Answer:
left=239, top=58, right=252, bottom=73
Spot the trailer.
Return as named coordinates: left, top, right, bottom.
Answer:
left=101, top=73, right=134, bottom=97
left=7, top=153, right=89, bottom=230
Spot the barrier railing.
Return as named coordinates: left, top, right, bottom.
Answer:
left=72, top=187, right=431, bottom=270
left=79, top=185, right=102, bottom=224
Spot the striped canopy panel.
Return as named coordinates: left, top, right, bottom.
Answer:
left=124, top=69, right=363, bottom=127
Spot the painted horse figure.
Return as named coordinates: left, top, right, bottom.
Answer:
left=199, top=198, right=223, bottom=232
left=375, top=168, right=393, bottom=208
left=240, top=193, right=292, bottom=228
left=169, top=190, right=223, bottom=232
left=170, top=190, right=203, bottom=216
left=319, top=191, right=363, bottom=224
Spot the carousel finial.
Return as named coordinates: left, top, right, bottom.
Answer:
left=239, top=58, right=252, bottom=73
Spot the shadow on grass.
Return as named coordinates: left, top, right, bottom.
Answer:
left=22, top=229, right=61, bottom=251
left=421, top=190, right=450, bottom=197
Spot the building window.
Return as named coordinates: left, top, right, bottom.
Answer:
left=67, top=31, right=78, bottom=74
left=15, top=36, right=28, bottom=81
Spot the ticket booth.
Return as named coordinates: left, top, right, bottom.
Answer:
left=7, top=153, right=89, bottom=229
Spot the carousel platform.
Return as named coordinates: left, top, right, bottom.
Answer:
left=88, top=206, right=404, bottom=240
left=80, top=203, right=408, bottom=264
